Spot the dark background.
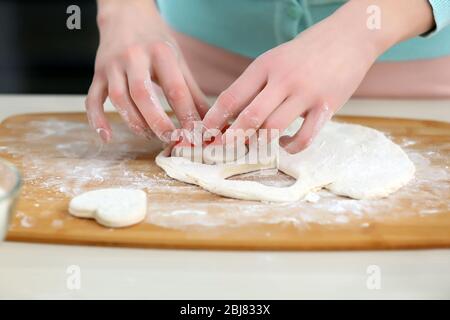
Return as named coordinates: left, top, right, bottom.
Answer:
left=0, top=0, right=98, bottom=93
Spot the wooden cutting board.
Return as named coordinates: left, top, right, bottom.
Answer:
left=0, top=112, right=449, bottom=250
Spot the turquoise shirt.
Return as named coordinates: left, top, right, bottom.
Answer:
left=157, top=0, right=450, bottom=61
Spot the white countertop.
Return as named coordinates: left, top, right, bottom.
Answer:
left=0, top=94, right=449, bottom=299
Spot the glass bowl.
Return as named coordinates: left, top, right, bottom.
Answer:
left=0, top=159, right=21, bottom=241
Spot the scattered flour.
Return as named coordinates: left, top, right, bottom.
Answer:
left=0, top=118, right=448, bottom=231
left=51, top=219, right=64, bottom=228
left=304, top=192, right=320, bottom=203
left=16, top=211, right=33, bottom=228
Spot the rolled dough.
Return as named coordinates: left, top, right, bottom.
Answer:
left=69, top=188, right=147, bottom=227
left=156, top=119, right=415, bottom=202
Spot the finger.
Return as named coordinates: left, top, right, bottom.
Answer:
left=152, top=43, right=201, bottom=130
left=280, top=103, right=333, bottom=154
left=224, top=84, right=286, bottom=142
left=202, top=61, right=267, bottom=131
left=181, top=60, right=210, bottom=118
left=126, top=53, right=176, bottom=143
left=260, top=98, right=302, bottom=145
left=261, top=94, right=312, bottom=140
left=106, top=65, right=154, bottom=139
left=85, top=75, right=111, bottom=143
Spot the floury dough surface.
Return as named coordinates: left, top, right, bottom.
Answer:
left=156, top=120, right=415, bottom=202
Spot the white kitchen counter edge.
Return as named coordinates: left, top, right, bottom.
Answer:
left=0, top=94, right=449, bottom=299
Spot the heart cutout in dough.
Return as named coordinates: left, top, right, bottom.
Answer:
left=69, top=188, right=148, bottom=228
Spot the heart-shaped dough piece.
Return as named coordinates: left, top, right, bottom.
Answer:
left=69, top=188, right=147, bottom=228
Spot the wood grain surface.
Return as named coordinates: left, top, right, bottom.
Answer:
left=0, top=113, right=449, bottom=250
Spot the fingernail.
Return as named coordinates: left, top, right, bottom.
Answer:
left=285, top=144, right=296, bottom=154
left=285, top=138, right=312, bottom=154
left=278, top=135, right=290, bottom=148
left=96, top=128, right=111, bottom=143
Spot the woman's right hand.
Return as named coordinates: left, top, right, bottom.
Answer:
left=86, top=0, right=209, bottom=143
